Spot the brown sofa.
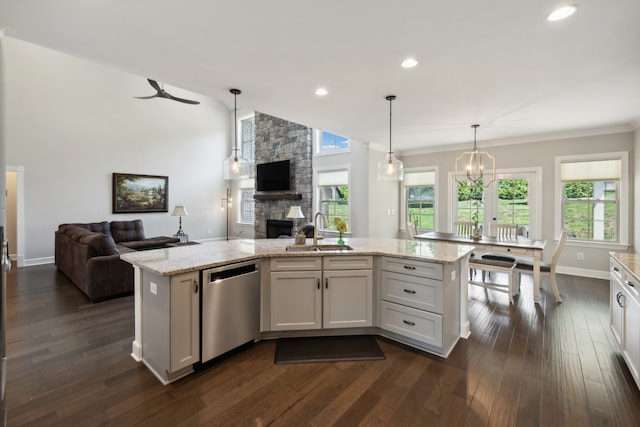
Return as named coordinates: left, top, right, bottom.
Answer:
left=54, top=220, right=179, bottom=302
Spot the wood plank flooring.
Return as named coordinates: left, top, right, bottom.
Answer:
left=5, top=264, right=640, bottom=426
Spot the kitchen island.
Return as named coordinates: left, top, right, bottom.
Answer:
left=121, top=237, right=474, bottom=384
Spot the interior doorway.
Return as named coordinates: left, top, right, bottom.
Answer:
left=6, top=166, right=23, bottom=267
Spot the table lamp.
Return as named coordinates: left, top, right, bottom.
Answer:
left=286, top=206, right=305, bottom=238
left=172, top=205, right=189, bottom=236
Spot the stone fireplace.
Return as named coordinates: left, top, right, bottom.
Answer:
left=253, top=112, right=313, bottom=238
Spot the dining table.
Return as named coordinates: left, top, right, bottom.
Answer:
left=415, top=231, right=552, bottom=303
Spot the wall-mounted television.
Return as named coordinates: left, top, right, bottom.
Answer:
left=256, top=159, right=291, bottom=191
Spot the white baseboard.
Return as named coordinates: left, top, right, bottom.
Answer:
left=24, top=256, right=54, bottom=267
left=556, top=266, right=609, bottom=280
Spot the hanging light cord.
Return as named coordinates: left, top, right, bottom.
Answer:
left=472, top=124, right=479, bottom=151
left=231, top=89, right=241, bottom=160
left=386, top=95, right=396, bottom=155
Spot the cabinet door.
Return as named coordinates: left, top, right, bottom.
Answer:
left=170, top=271, right=200, bottom=372
left=611, top=275, right=624, bottom=347
left=270, top=271, right=322, bottom=330
left=623, top=290, right=640, bottom=383
left=323, top=270, right=373, bottom=328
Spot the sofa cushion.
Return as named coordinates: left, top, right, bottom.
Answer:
left=110, top=220, right=145, bottom=243
left=59, top=221, right=111, bottom=235
left=119, top=236, right=179, bottom=250
left=79, top=233, right=119, bottom=256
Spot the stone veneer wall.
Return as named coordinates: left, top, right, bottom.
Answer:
left=254, top=112, right=313, bottom=238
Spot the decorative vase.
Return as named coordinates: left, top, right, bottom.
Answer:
left=472, top=226, right=481, bottom=240
left=337, top=232, right=344, bottom=245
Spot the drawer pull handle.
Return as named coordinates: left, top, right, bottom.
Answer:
left=613, top=266, right=620, bottom=272
left=403, top=320, right=416, bottom=326
left=403, top=289, right=416, bottom=294
left=626, top=280, right=635, bottom=288
left=403, top=265, right=416, bottom=270
left=193, top=280, right=199, bottom=293
left=325, top=278, right=329, bottom=289
left=317, top=278, right=320, bottom=290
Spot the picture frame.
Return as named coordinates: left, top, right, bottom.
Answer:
left=112, top=173, right=168, bottom=213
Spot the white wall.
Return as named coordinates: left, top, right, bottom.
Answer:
left=398, top=131, right=635, bottom=277
left=635, top=127, right=640, bottom=252
left=2, top=38, right=231, bottom=264
left=367, top=148, right=400, bottom=238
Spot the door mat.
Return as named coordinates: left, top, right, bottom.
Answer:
left=274, top=335, right=385, bottom=364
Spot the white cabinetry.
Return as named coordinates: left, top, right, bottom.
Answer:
left=610, top=256, right=640, bottom=390
left=142, top=270, right=200, bottom=384
left=269, top=256, right=373, bottom=331
left=379, top=256, right=459, bottom=357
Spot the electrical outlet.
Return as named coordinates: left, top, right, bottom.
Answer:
left=577, top=252, right=584, bottom=260
left=150, top=282, right=157, bottom=295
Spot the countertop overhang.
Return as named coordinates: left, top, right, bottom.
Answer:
left=120, top=237, right=475, bottom=276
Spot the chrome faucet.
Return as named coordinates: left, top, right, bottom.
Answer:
left=313, top=212, right=328, bottom=246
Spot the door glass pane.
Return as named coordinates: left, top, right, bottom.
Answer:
left=457, top=181, right=484, bottom=224
left=497, top=179, right=529, bottom=235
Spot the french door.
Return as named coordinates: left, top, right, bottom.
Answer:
left=449, top=168, right=542, bottom=239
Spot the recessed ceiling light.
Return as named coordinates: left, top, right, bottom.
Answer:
left=314, top=88, right=328, bottom=96
left=547, top=5, right=577, bottom=21
left=401, top=58, right=418, bottom=68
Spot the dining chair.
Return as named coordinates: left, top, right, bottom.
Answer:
left=468, top=257, right=517, bottom=303
left=454, top=221, right=474, bottom=237
left=514, top=229, right=567, bottom=303
left=491, top=223, right=518, bottom=239
left=406, top=221, right=418, bottom=239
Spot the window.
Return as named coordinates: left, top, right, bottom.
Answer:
left=557, top=155, right=625, bottom=243
left=404, top=170, right=436, bottom=231
left=240, top=114, right=255, bottom=161
left=238, top=179, right=255, bottom=224
left=316, top=168, right=349, bottom=231
left=315, top=130, right=350, bottom=154
left=238, top=114, right=255, bottom=224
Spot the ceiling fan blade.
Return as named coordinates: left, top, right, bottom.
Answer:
left=134, top=95, right=159, bottom=100
left=147, top=79, right=162, bottom=92
left=165, top=92, right=200, bottom=105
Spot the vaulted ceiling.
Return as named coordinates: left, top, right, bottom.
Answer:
left=1, top=1, right=639, bottom=152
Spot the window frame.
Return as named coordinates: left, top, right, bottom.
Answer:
left=314, top=165, right=351, bottom=233
left=237, top=112, right=255, bottom=225
left=554, top=151, right=629, bottom=249
left=401, top=167, right=438, bottom=232
left=313, top=129, right=351, bottom=156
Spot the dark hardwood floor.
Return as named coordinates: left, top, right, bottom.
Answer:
left=5, top=264, right=640, bottom=426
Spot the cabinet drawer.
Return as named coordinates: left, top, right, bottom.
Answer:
left=323, top=256, right=373, bottom=270
left=474, top=244, right=529, bottom=256
left=380, top=301, right=442, bottom=347
left=381, top=256, right=443, bottom=280
left=611, top=259, right=624, bottom=283
left=270, top=257, right=322, bottom=271
left=381, top=271, right=442, bottom=314
left=622, top=269, right=640, bottom=299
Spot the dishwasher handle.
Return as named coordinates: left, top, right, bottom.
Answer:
left=207, top=263, right=257, bottom=282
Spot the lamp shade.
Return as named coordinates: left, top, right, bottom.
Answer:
left=171, top=205, right=188, bottom=217
left=286, top=206, right=305, bottom=219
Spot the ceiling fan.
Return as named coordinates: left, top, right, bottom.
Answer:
left=134, top=79, right=200, bottom=105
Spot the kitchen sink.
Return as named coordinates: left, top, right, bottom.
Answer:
left=285, top=244, right=354, bottom=252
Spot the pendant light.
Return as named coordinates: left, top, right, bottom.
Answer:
left=223, top=88, right=252, bottom=180
left=378, top=95, right=404, bottom=181
left=454, top=124, right=496, bottom=188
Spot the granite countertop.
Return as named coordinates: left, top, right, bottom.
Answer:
left=610, top=252, right=640, bottom=281
left=120, top=237, right=475, bottom=276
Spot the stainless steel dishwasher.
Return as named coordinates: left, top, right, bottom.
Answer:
left=201, top=260, right=261, bottom=363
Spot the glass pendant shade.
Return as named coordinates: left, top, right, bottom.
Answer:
left=455, top=124, right=496, bottom=188
left=378, top=94, right=403, bottom=181
left=378, top=151, right=404, bottom=181
left=224, top=88, right=253, bottom=180
left=223, top=148, right=252, bottom=180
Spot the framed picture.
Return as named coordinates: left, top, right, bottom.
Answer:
left=112, top=173, right=168, bottom=213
